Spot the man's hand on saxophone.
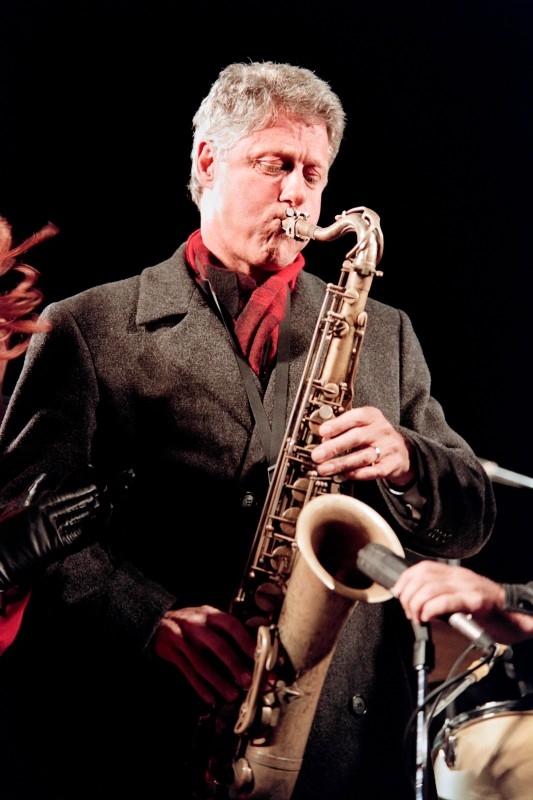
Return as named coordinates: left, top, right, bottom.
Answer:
left=311, top=405, right=418, bottom=488
left=153, top=605, right=255, bottom=706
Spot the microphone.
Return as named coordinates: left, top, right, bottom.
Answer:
left=356, top=542, right=496, bottom=652
left=479, top=458, right=533, bottom=489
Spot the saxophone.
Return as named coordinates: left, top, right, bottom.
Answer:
left=193, top=207, right=405, bottom=800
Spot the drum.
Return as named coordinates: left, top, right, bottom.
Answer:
left=431, top=696, right=533, bottom=799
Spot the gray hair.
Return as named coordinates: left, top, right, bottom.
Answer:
left=189, top=61, right=346, bottom=208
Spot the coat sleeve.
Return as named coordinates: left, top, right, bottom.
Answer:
left=376, top=308, right=496, bottom=560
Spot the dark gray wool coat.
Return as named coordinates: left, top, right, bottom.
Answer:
left=0, top=243, right=495, bottom=800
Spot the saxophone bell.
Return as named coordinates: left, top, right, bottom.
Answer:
left=294, top=493, right=405, bottom=604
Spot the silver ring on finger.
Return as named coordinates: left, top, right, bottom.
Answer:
left=371, top=446, right=381, bottom=466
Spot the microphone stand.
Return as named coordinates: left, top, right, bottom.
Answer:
left=410, top=620, right=435, bottom=800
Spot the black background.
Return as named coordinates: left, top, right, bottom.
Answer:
left=1, top=0, right=532, bottom=583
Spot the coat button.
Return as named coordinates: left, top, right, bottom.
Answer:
left=241, top=492, right=255, bottom=509
left=349, top=695, right=367, bottom=716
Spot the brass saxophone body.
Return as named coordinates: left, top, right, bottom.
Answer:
left=197, top=207, right=404, bottom=800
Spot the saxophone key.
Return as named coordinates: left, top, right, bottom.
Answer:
left=279, top=505, right=300, bottom=535
left=308, top=404, right=334, bottom=434
left=269, top=545, right=293, bottom=576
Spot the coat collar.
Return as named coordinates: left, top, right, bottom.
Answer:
left=136, top=243, right=195, bottom=325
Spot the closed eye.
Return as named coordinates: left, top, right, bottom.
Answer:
left=254, top=159, right=287, bottom=176
left=254, top=159, right=325, bottom=187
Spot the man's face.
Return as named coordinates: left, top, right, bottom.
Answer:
left=197, top=114, right=330, bottom=277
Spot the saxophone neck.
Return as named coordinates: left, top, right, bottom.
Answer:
left=282, top=207, right=384, bottom=273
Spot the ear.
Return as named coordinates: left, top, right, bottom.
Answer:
left=196, top=141, right=216, bottom=187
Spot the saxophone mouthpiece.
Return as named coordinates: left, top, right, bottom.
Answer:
left=282, top=209, right=317, bottom=242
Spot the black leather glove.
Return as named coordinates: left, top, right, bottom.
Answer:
left=0, top=466, right=135, bottom=593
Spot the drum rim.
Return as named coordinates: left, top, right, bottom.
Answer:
left=432, top=693, right=533, bottom=750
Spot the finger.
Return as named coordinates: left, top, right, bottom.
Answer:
left=311, top=433, right=359, bottom=464
left=179, top=609, right=255, bottom=680
left=161, top=643, right=221, bottom=704
left=417, top=594, right=462, bottom=623
left=208, top=609, right=257, bottom=661
left=314, top=446, right=386, bottom=479
left=192, top=629, right=253, bottom=693
left=174, top=638, right=245, bottom=703
left=395, top=574, right=443, bottom=617
left=153, top=627, right=219, bottom=703
left=156, top=620, right=248, bottom=703
left=318, top=406, right=374, bottom=439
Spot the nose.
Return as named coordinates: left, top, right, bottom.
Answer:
left=279, top=169, right=308, bottom=207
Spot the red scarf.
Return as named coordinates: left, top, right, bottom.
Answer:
left=186, top=230, right=305, bottom=376
left=0, top=590, right=31, bottom=655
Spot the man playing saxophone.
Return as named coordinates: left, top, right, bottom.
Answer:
left=0, top=62, right=495, bottom=799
